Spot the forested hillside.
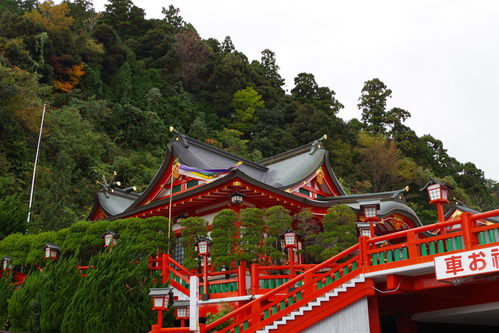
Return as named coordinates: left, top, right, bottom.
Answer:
left=1, top=0, right=497, bottom=236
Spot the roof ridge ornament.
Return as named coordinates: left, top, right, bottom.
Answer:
left=309, top=134, right=327, bottom=155
left=170, top=126, right=189, bottom=148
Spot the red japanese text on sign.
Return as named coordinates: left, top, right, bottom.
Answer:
left=435, top=246, right=499, bottom=280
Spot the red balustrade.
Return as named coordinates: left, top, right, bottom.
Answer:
left=151, top=209, right=499, bottom=332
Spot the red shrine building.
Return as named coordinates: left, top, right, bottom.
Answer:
left=88, top=134, right=499, bottom=333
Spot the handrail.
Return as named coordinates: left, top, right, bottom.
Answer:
left=471, top=209, right=499, bottom=221
left=203, top=244, right=359, bottom=331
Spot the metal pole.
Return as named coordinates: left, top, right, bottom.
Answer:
left=27, top=103, right=46, bottom=228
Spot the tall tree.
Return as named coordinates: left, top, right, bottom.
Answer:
left=357, top=78, right=392, bottom=134
left=211, top=209, right=238, bottom=270
left=260, top=49, right=284, bottom=88
left=230, top=86, right=264, bottom=133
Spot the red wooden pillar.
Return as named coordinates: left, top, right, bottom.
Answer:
left=368, top=296, right=381, bottom=333
left=436, top=202, right=445, bottom=223
left=238, top=261, right=247, bottom=296
left=359, top=236, right=369, bottom=268
left=203, top=255, right=209, bottom=296
left=288, top=247, right=295, bottom=277
left=407, top=231, right=419, bottom=259
left=461, top=212, right=475, bottom=250
left=161, top=254, right=169, bottom=284
left=250, top=263, right=259, bottom=294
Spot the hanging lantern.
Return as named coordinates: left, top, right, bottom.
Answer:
left=420, top=180, right=453, bottom=204
left=148, top=288, right=174, bottom=311
left=43, top=243, right=60, bottom=260
left=230, top=192, right=244, bottom=205
left=102, top=231, right=119, bottom=248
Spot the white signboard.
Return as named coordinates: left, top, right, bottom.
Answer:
left=434, top=245, right=499, bottom=280
left=189, top=276, right=199, bottom=332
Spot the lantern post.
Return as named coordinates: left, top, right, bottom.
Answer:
left=177, top=307, right=189, bottom=327
left=196, top=237, right=212, bottom=300
left=43, top=243, right=60, bottom=261
left=358, top=200, right=381, bottom=238
left=420, top=180, right=453, bottom=222
left=282, top=230, right=298, bottom=277
left=148, top=287, right=173, bottom=332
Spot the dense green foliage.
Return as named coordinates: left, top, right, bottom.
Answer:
left=0, top=216, right=168, bottom=331
left=180, top=216, right=208, bottom=270
left=263, top=206, right=293, bottom=264
left=305, top=205, right=358, bottom=261
left=0, top=0, right=497, bottom=239
left=211, top=209, right=238, bottom=270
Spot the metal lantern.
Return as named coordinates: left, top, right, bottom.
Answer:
left=283, top=231, right=298, bottom=248
left=148, top=288, right=173, bottom=311
left=2, top=257, right=12, bottom=270
left=197, top=241, right=209, bottom=256
left=230, top=192, right=244, bottom=205
left=420, top=179, right=453, bottom=204
left=43, top=243, right=60, bottom=260
left=103, top=230, right=119, bottom=248
left=420, top=179, right=454, bottom=222
left=359, top=200, right=381, bottom=222
left=356, top=222, right=372, bottom=238
left=177, top=307, right=189, bottom=319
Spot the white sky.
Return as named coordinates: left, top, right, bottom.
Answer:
left=89, top=0, right=499, bottom=181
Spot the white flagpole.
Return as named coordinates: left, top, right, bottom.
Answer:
left=27, top=103, right=46, bottom=228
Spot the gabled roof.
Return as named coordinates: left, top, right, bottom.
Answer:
left=171, top=135, right=338, bottom=190
left=90, top=188, right=140, bottom=218
left=91, top=134, right=423, bottom=224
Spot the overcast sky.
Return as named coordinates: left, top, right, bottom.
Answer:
left=88, top=0, right=499, bottom=181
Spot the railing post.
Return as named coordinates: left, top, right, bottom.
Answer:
left=161, top=254, right=169, bottom=284
left=359, top=236, right=369, bottom=268
left=250, top=263, right=259, bottom=294
left=238, top=261, right=247, bottom=296
left=462, top=212, right=475, bottom=250
left=251, top=300, right=261, bottom=325
left=407, top=230, right=419, bottom=259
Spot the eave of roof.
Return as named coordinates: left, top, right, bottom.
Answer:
left=110, top=170, right=420, bottom=226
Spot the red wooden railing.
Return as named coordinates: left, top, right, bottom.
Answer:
left=202, top=245, right=361, bottom=333
left=250, top=263, right=338, bottom=295
left=150, top=209, right=499, bottom=332
left=199, top=209, right=499, bottom=332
